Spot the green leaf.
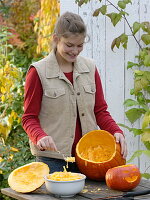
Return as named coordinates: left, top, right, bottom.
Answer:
left=120, top=11, right=129, bottom=16
left=124, top=99, right=139, bottom=107
left=134, top=70, right=144, bottom=76
left=124, top=0, right=132, bottom=4
left=142, top=112, right=150, bottom=129
left=144, top=54, right=150, bottom=66
left=143, top=150, right=150, bottom=157
left=93, top=8, right=101, bottom=17
left=125, top=108, right=145, bottom=124
left=76, top=0, right=88, bottom=6
left=142, top=132, right=150, bottom=143
left=141, top=77, right=149, bottom=88
left=144, top=71, right=150, bottom=80
left=116, top=37, right=121, bottom=48
left=111, top=37, right=121, bottom=51
left=141, top=22, right=150, bottom=34
left=127, top=61, right=138, bottom=69
left=120, top=33, right=128, bottom=49
left=134, top=79, right=143, bottom=94
left=132, top=128, right=143, bottom=136
left=117, top=123, right=132, bottom=131
left=130, top=88, right=134, bottom=95
left=137, top=92, right=145, bottom=104
left=100, top=5, right=107, bottom=15
left=144, top=141, right=150, bottom=150
left=145, top=87, right=150, bottom=94
left=141, top=34, right=150, bottom=45
left=118, top=123, right=143, bottom=136
left=133, top=22, right=141, bottom=35
left=111, top=38, right=117, bottom=51
left=127, top=150, right=143, bottom=163
left=127, top=150, right=150, bottom=163
left=93, top=6, right=107, bottom=16
left=141, top=173, right=150, bottom=179
left=118, top=1, right=126, bottom=9
left=107, top=13, right=122, bottom=26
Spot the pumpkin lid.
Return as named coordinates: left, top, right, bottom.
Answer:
left=8, top=162, right=50, bottom=193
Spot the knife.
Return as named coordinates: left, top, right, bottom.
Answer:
left=93, top=189, right=150, bottom=199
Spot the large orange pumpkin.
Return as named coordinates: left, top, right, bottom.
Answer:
left=8, top=162, right=49, bottom=193
left=75, top=130, right=126, bottom=181
left=105, top=164, right=141, bottom=191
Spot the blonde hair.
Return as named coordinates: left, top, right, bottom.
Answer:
left=54, top=11, right=87, bottom=37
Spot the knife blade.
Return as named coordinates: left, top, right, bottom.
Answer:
left=93, top=189, right=150, bottom=199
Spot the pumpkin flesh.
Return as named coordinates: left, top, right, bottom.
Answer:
left=105, top=164, right=141, bottom=191
left=8, top=162, right=50, bottom=193
left=76, top=130, right=126, bottom=181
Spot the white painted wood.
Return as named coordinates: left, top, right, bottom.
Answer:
left=105, top=0, right=125, bottom=125
left=91, top=0, right=106, bottom=94
left=60, top=0, right=150, bottom=174
left=124, top=0, right=141, bottom=168
left=60, top=0, right=78, bottom=14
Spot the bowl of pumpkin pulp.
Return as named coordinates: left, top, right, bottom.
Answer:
left=44, top=167, right=86, bottom=197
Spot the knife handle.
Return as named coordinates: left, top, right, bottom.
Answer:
left=123, top=189, right=150, bottom=197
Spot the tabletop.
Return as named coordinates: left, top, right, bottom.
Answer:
left=1, top=178, right=150, bottom=200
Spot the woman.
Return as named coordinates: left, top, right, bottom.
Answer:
left=22, top=11, right=127, bottom=173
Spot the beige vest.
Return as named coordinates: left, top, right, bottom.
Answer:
left=29, top=50, right=98, bottom=159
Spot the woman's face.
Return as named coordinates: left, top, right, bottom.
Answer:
left=54, top=33, right=85, bottom=63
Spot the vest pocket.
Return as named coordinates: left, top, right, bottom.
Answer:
left=44, top=88, right=66, bottom=98
left=83, top=84, right=96, bottom=94
left=83, top=84, right=96, bottom=108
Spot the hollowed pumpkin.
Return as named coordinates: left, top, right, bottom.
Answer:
left=75, top=130, right=126, bottom=181
left=105, top=164, right=141, bottom=191
left=8, top=162, right=49, bottom=193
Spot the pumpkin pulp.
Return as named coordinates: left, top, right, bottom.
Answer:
left=76, top=130, right=116, bottom=163
left=47, top=167, right=82, bottom=181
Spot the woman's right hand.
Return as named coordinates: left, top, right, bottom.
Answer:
left=37, top=136, right=57, bottom=151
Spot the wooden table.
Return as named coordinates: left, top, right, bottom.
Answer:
left=1, top=179, right=150, bottom=200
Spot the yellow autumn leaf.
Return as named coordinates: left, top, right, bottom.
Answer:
left=17, top=117, right=21, bottom=123
left=1, top=95, right=5, bottom=102
left=8, top=154, right=14, bottom=161
left=11, top=147, right=19, bottom=152
left=1, top=86, right=6, bottom=94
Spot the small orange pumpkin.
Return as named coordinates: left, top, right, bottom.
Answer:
left=105, top=164, right=141, bottom=191
left=75, top=130, right=126, bottom=181
left=8, top=162, right=49, bottom=193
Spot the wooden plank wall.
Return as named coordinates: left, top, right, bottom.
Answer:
left=60, top=0, right=150, bottom=173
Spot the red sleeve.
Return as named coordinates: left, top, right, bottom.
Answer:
left=94, top=68, right=123, bottom=135
left=22, top=67, right=48, bottom=144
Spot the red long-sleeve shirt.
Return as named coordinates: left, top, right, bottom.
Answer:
left=22, top=67, right=123, bottom=155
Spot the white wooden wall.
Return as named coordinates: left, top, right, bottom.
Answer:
left=60, top=0, right=150, bottom=173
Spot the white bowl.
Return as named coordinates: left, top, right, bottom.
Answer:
left=44, top=173, right=86, bottom=198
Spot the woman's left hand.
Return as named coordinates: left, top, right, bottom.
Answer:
left=114, top=133, right=127, bottom=159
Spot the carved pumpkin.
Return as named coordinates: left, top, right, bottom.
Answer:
left=105, top=164, right=141, bottom=191
left=75, top=130, right=126, bottom=181
left=8, top=162, right=49, bottom=193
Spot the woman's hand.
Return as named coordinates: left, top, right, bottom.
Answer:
left=114, top=133, right=127, bottom=159
left=37, top=136, right=57, bottom=151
